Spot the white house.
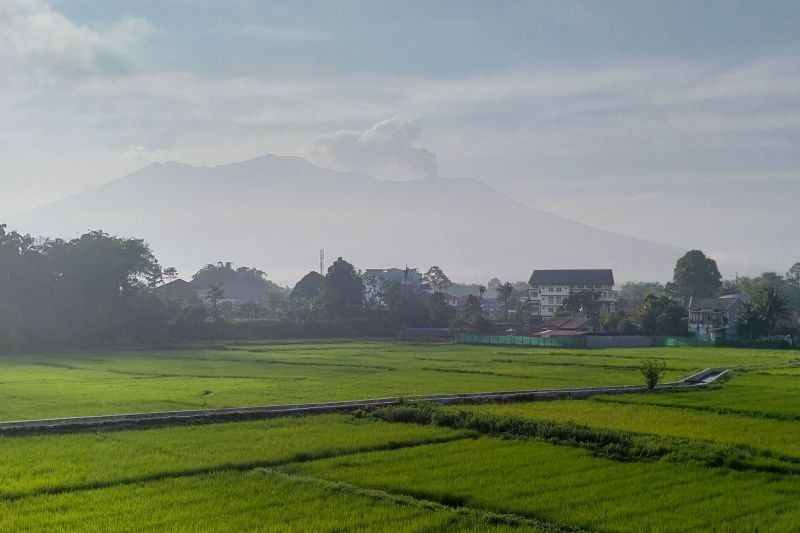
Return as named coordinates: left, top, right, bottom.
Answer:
left=687, top=293, right=746, bottom=341
left=526, top=269, right=617, bottom=318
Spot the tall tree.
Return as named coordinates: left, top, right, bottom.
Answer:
left=206, top=283, right=225, bottom=318
left=320, top=257, right=365, bottom=317
left=667, top=250, right=722, bottom=301
left=788, top=262, right=800, bottom=288
left=291, top=271, right=324, bottom=300
left=637, top=294, right=686, bottom=336
left=422, top=266, right=452, bottom=293
left=496, top=282, right=514, bottom=320
left=754, top=286, right=790, bottom=337
left=451, top=294, right=492, bottom=333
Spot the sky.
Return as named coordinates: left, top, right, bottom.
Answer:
left=1, top=0, right=799, bottom=278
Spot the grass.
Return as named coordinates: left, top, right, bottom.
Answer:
left=285, top=437, right=800, bottom=532
left=597, top=370, right=800, bottom=419
left=454, top=398, right=800, bottom=459
left=2, top=341, right=800, bottom=530
left=0, top=341, right=795, bottom=420
left=0, top=414, right=470, bottom=499
left=0, top=469, right=530, bottom=532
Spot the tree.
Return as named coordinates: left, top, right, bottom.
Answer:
left=206, top=283, right=225, bottom=318
left=619, top=281, right=665, bottom=308
left=291, top=271, right=324, bottom=300
left=754, top=286, right=790, bottom=337
left=320, top=257, right=365, bottom=318
left=496, top=282, right=514, bottom=320
left=0, top=223, right=6, bottom=237
left=487, top=278, right=502, bottom=292
left=451, top=294, right=492, bottom=333
left=667, top=250, right=722, bottom=302
left=640, top=359, right=666, bottom=391
left=788, top=262, right=800, bottom=288
left=562, top=290, right=602, bottom=317
left=144, top=264, right=163, bottom=291
left=193, top=263, right=276, bottom=302
left=478, top=285, right=486, bottom=301
left=736, top=300, right=763, bottom=341
left=422, top=266, right=451, bottom=293
left=637, top=294, right=686, bottom=336
left=163, top=267, right=179, bottom=283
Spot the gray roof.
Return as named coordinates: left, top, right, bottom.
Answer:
left=543, top=316, right=594, bottom=330
left=529, top=269, right=614, bottom=287
left=689, top=295, right=743, bottom=312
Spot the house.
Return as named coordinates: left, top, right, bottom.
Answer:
left=526, top=269, right=617, bottom=318
left=156, top=279, right=205, bottom=302
left=440, top=292, right=463, bottom=308
left=687, top=293, right=746, bottom=341
left=534, top=315, right=597, bottom=338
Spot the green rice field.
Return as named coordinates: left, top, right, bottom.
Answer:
left=2, top=340, right=800, bottom=531
left=0, top=341, right=794, bottom=420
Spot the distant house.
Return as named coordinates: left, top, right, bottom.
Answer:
left=440, top=292, right=463, bottom=308
left=156, top=279, right=205, bottom=302
left=687, top=293, right=746, bottom=341
left=526, top=269, right=617, bottom=318
left=534, top=315, right=597, bottom=338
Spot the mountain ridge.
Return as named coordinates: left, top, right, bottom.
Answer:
left=8, top=154, right=684, bottom=284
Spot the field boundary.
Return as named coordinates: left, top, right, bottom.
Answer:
left=0, top=368, right=729, bottom=434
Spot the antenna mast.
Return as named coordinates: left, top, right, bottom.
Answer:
left=319, top=249, right=325, bottom=275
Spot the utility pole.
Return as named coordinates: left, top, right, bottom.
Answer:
left=319, top=249, right=325, bottom=276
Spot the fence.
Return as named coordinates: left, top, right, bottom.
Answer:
left=455, top=333, right=717, bottom=349
left=455, top=334, right=587, bottom=348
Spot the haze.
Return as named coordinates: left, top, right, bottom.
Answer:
left=2, top=0, right=799, bottom=281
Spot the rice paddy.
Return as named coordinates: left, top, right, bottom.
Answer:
left=2, top=340, right=799, bottom=530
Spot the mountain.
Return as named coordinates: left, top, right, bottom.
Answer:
left=8, top=154, right=684, bottom=284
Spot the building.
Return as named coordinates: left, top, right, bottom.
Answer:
left=687, top=293, right=746, bottom=341
left=535, top=315, right=597, bottom=338
left=526, top=269, right=617, bottom=318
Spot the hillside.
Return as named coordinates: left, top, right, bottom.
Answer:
left=8, top=155, right=683, bottom=283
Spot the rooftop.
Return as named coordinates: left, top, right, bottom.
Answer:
left=529, top=269, right=614, bottom=287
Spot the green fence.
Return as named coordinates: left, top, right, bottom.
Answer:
left=456, top=333, right=716, bottom=349
left=455, top=334, right=587, bottom=348
left=656, top=336, right=716, bottom=347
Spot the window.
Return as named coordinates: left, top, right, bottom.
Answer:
left=548, top=297, right=554, bottom=304
left=556, top=287, right=561, bottom=292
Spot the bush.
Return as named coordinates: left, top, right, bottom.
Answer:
left=640, top=358, right=667, bottom=390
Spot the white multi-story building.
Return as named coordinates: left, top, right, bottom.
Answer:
left=527, top=269, right=617, bottom=318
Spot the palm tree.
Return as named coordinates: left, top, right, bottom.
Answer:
left=755, top=286, right=790, bottom=337
left=497, top=282, right=514, bottom=320
left=0, top=223, right=6, bottom=237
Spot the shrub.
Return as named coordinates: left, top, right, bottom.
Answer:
left=639, top=358, right=667, bottom=390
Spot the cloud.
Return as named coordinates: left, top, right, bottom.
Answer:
left=124, top=145, right=176, bottom=163
left=310, top=118, right=439, bottom=179
left=0, top=0, right=153, bottom=74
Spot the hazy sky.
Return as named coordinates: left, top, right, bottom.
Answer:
left=1, top=1, right=799, bottom=277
